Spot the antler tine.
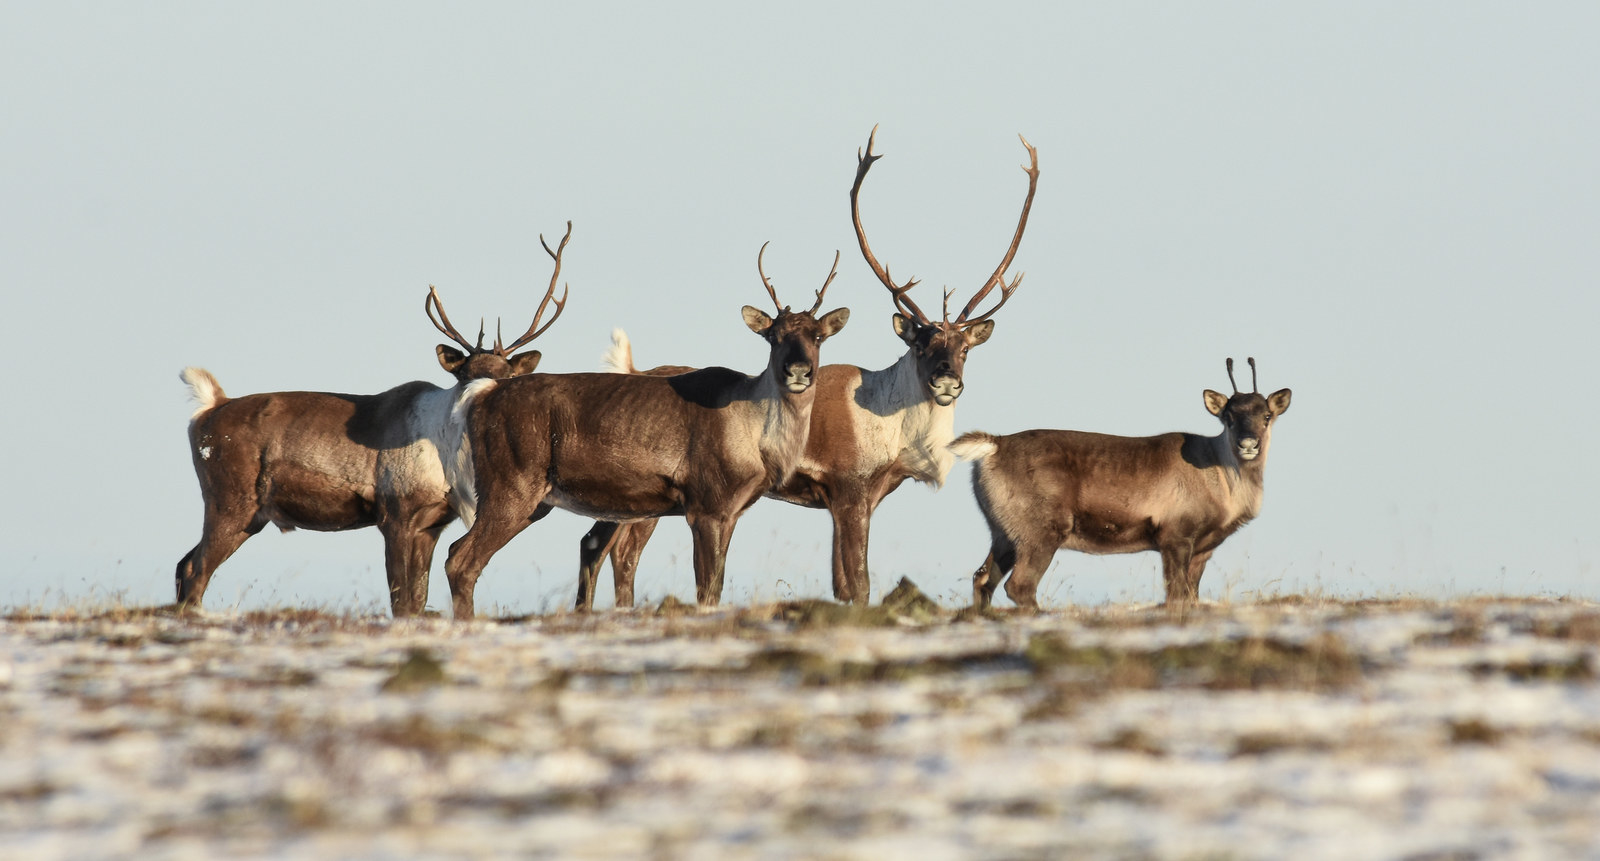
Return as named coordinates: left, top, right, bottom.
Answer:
left=477, top=319, right=487, bottom=350
left=1247, top=357, right=1258, bottom=393
left=1226, top=357, right=1239, bottom=394
left=503, top=221, right=573, bottom=354
left=807, top=249, right=841, bottom=315
left=956, top=133, right=1039, bottom=327
left=849, top=124, right=932, bottom=324
left=756, top=241, right=787, bottom=312
left=425, top=285, right=477, bottom=351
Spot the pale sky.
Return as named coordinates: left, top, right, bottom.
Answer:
left=4, top=3, right=1597, bottom=613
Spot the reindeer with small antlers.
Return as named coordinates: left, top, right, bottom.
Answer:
left=176, top=223, right=572, bottom=616
left=444, top=244, right=850, bottom=618
left=950, top=358, right=1293, bottom=609
left=585, top=126, right=1036, bottom=608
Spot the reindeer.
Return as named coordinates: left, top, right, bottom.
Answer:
left=443, top=245, right=850, bottom=619
left=949, top=358, right=1292, bottom=609
left=585, top=126, right=1037, bottom=609
left=176, top=224, right=572, bottom=616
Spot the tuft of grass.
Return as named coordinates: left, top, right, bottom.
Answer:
left=380, top=648, right=447, bottom=693
left=1025, top=632, right=1361, bottom=692
left=1447, top=718, right=1503, bottom=746
left=1469, top=655, right=1593, bottom=683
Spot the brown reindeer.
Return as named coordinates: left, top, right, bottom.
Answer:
left=950, top=358, right=1292, bottom=609
left=176, top=224, right=572, bottom=615
left=444, top=245, right=850, bottom=618
left=585, top=126, right=1037, bottom=609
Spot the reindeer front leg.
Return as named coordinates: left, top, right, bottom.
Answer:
left=686, top=511, right=736, bottom=606
left=608, top=519, right=659, bottom=609
left=828, top=495, right=874, bottom=605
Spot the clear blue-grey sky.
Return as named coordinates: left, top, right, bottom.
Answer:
left=4, top=3, right=1596, bottom=613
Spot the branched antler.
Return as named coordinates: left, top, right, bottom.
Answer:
left=502, top=221, right=573, bottom=354
left=850, top=125, right=931, bottom=324
left=426, top=286, right=476, bottom=351
left=807, top=250, right=840, bottom=315
left=954, top=134, right=1038, bottom=329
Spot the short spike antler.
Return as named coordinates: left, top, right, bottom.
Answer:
left=954, top=133, right=1038, bottom=329
left=849, top=125, right=932, bottom=325
left=1247, top=357, right=1259, bottom=393
left=808, top=250, right=840, bottom=315
left=501, top=221, right=572, bottom=354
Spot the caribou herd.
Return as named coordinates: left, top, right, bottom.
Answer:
left=177, top=128, right=1293, bottom=618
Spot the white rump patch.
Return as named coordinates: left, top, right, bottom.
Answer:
left=948, top=434, right=998, bottom=462
left=601, top=328, right=635, bottom=373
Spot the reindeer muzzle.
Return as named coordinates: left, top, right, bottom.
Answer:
left=929, top=375, right=963, bottom=406
left=1237, top=437, right=1261, bottom=461
left=784, top=362, right=815, bottom=393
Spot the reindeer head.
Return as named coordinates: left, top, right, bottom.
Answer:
left=742, top=243, right=850, bottom=394
left=427, top=222, right=572, bottom=383
left=1204, top=357, right=1292, bottom=464
left=850, top=126, right=1037, bottom=406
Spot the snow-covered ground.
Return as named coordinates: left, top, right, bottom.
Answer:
left=2, top=597, right=1598, bottom=860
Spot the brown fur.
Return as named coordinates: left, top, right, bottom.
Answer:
left=446, top=300, right=849, bottom=618
left=953, top=367, right=1292, bottom=609
left=177, top=227, right=571, bottom=615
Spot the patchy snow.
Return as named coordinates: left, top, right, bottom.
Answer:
left=1, top=599, right=1597, bottom=859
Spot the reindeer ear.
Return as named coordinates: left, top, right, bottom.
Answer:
left=437, top=345, right=468, bottom=373
left=1203, top=389, right=1229, bottom=416
left=1267, top=388, right=1292, bottom=416
left=508, top=350, right=542, bottom=376
left=965, top=320, right=995, bottom=347
left=819, top=307, right=850, bottom=338
left=891, top=313, right=917, bottom=343
left=742, top=305, right=773, bottom=334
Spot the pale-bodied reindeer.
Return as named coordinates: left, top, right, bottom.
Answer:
left=585, top=126, right=1037, bottom=609
left=176, top=224, right=572, bottom=616
left=950, top=358, right=1292, bottom=609
left=443, top=246, right=850, bottom=619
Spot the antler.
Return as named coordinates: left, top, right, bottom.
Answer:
left=1248, top=357, right=1259, bottom=393
left=756, top=241, right=786, bottom=312
left=954, top=133, right=1039, bottom=329
left=501, top=221, right=573, bottom=354
left=850, top=125, right=931, bottom=324
left=807, top=250, right=840, bottom=314
left=425, top=285, right=477, bottom=351
left=1226, top=358, right=1240, bottom=393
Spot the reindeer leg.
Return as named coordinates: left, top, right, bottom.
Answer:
left=176, top=508, right=260, bottom=611
left=828, top=496, right=873, bottom=605
left=577, top=521, right=621, bottom=612
left=446, top=500, right=550, bottom=620
left=1160, top=540, right=1197, bottom=606
left=1001, top=544, right=1051, bottom=611
left=686, top=512, right=735, bottom=607
left=1183, top=549, right=1214, bottom=603
left=608, top=518, right=659, bottom=609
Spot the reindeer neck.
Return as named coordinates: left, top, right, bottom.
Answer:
left=750, top=369, right=816, bottom=484
left=1205, top=430, right=1268, bottom=521
left=855, top=348, right=959, bottom=486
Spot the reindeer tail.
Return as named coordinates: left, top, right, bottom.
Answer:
left=948, top=431, right=999, bottom=462
left=180, top=367, right=227, bottom=420
left=601, top=328, right=637, bottom=374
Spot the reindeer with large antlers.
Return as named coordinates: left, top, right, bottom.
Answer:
left=950, top=358, right=1293, bottom=609
left=585, top=126, right=1037, bottom=608
left=443, top=245, right=850, bottom=618
left=176, top=223, right=573, bottom=616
